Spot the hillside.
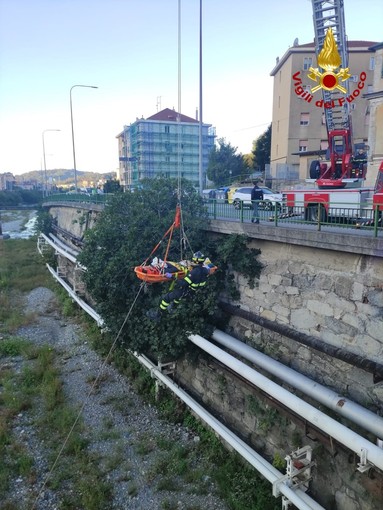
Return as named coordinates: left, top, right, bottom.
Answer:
left=18, top=169, right=117, bottom=186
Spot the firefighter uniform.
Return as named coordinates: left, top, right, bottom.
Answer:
left=159, top=252, right=210, bottom=314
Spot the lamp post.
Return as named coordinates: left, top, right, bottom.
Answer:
left=70, top=84, right=98, bottom=192
left=42, top=129, right=61, bottom=197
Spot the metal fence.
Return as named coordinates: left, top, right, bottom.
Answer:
left=42, top=194, right=382, bottom=238
left=44, top=192, right=112, bottom=205
left=204, top=199, right=382, bottom=237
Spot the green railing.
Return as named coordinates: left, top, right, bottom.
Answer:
left=42, top=194, right=382, bottom=238
left=43, top=192, right=113, bottom=205
left=203, top=199, right=382, bottom=237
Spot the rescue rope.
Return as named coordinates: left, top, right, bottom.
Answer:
left=31, top=282, right=145, bottom=510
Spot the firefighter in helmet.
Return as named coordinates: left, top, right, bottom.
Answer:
left=147, top=251, right=212, bottom=320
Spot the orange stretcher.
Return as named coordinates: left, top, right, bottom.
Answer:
left=134, top=261, right=189, bottom=283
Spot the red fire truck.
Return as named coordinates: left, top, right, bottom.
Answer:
left=283, top=162, right=383, bottom=223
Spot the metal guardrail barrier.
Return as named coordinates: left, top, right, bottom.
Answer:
left=203, top=198, right=382, bottom=237
left=43, top=192, right=113, bottom=205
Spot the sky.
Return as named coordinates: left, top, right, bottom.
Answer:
left=0, top=0, right=382, bottom=176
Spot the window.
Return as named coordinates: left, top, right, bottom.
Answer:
left=367, top=85, right=374, bottom=94
left=164, top=125, right=170, bottom=133
left=303, top=57, right=312, bottom=70
left=369, top=56, right=375, bottom=71
left=320, top=140, right=329, bottom=151
left=298, top=85, right=311, bottom=99
left=299, top=140, right=308, bottom=152
left=300, top=113, right=310, bottom=125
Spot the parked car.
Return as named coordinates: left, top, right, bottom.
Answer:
left=227, top=186, right=241, bottom=204
left=232, top=186, right=283, bottom=211
left=215, top=186, right=230, bottom=202
left=202, top=189, right=216, bottom=200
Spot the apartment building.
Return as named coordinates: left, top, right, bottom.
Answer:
left=269, top=40, right=378, bottom=183
left=0, top=172, right=15, bottom=191
left=364, top=42, right=383, bottom=187
left=116, top=108, right=215, bottom=190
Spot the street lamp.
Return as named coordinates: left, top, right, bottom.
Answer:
left=70, top=84, right=98, bottom=192
left=42, top=129, right=61, bottom=197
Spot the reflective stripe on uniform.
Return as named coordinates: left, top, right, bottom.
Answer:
left=160, top=299, right=170, bottom=310
left=184, top=276, right=206, bottom=291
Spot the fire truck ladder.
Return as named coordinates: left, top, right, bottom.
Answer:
left=311, top=0, right=351, bottom=133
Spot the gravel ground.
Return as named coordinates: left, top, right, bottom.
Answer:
left=5, top=286, right=229, bottom=510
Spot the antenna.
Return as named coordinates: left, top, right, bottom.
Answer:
left=156, top=96, right=162, bottom=112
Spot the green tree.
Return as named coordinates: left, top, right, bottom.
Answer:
left=252, top=124, right=272, bottom=173
left=103, top=179, right=121, bottom=194
left=0, top=189, right=42, bottom=206
left=207, top=138, right=249, bottom=186
left=77, top=177, right=262, bottom=360
left=78, top=177, right=219, bottom=359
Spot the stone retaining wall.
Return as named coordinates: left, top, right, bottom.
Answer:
left=227, top=239, right=383, bottom=410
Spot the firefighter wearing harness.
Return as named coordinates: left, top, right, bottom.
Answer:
left=146, top=251, right=211, bottom=320
left=160, top=251, right=210, bottom=312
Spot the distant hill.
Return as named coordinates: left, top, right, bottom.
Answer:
left=17, top=169, right=117, bottom=186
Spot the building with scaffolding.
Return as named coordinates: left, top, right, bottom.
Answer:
left=116, top=108, right=215, bottom=190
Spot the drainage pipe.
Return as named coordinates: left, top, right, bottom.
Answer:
left=40, top=233, right=86, bottom=269
left=189, top=334, right=383, bottom=472
left=40, top=233, right=78, bottom=264
left=212, top=329, right=383, bottom=439
left=46, top=263, right=104, bottom=326
left=134, top=352, right=325, bottom=510
left=49, top=233, right=80, bottom=257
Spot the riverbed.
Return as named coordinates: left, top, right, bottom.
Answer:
left=0, top=209, right=37, bottom=239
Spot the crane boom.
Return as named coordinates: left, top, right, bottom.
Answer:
left=308, top=0, right=368, bottom=189
left=311, top=0, right=350, bottom=133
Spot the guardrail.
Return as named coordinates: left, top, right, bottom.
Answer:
left=43, top=192, right=113, bottom=204
left=204, top=199, right=382, bottom=237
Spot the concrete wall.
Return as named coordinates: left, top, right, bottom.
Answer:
left=49, top=204, right=100, bottom=243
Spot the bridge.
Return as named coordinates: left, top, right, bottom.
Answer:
left=42, top=193, right=383, bottom=257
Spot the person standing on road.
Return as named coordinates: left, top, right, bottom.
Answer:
left=251, top=181, right=264, bottom=224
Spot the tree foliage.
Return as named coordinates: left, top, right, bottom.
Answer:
left=77, top=177, right=263, bottom=360
left=103, top=179, right=122, bottom=194
left=207, top=138, right=249, bottom=186
left=0, top=189, right=42, bottom=206
left=252, top=124, right=272, bottom=172
left=78, top=177, right=216, bottom=359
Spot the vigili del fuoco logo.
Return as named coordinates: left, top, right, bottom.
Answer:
left=292, top=28, right=366, bottom=108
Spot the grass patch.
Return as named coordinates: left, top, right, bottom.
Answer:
left=0, top=336, right=36, bottom=358
left=0, top=238, right=54, bottom=334
left=0, top=339, right=112, bottom=509
left=0, top=238, right=52, bottom=293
